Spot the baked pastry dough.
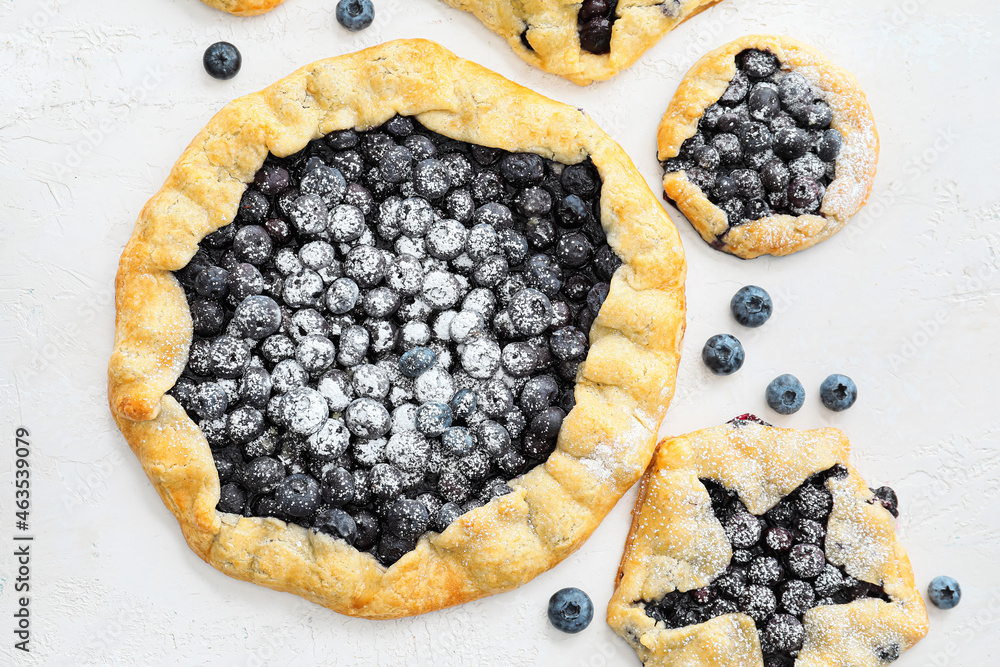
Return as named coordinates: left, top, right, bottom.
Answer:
left=439, top=0, right=723, bottom=86
left=107, top=39, right=686, bottom=619
left=608, top=417, right=928, bottom=665
left=658, top=35, right=878, bottom=258
left=199, top=0, right=285, bottom=15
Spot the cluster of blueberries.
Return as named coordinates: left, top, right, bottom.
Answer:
left=644, top=455, right=900, bottom=665
left=702, top=286, right=859, bottom=415
left=169, top=115, right=620, bottom=566
left=664, top=49, right=843, bottom=231
left=576, top=0, right=618, bottom=54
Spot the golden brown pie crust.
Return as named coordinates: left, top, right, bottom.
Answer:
left=607, top=420, right=928, bottom=665
left=440, top=0, right=723, bottom=86
left=199, top=0, right=285, bottom=16
left=657, top=35, right=879, bottom=259
left=107, top=39, right=687, bottom=619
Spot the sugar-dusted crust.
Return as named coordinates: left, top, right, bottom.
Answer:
left=607, top=421, right=928, bottom=665
left=657, top=35, right=879, bottom=259
left=198, top=0, right=285, bottom=15
left=199, top=0, right=285, bottom=15
left=107, top=39, right=687, bottom=619
left=439, top=0, right=723, bottom=86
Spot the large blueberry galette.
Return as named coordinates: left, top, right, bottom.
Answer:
left=438, top=0, right=723, bottom=85
left=608, top=418, right=928, bottom=666
left=657, top=35, right=878, bottom=258
left=108, top=40, right=685, bottom=619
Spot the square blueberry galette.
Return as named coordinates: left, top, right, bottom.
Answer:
left=440, top=0, right=723, bottom=85
left=108, top=40, right=686, bottom=618
left=608, top=417, right=928, bottom=666
left=657, top=35, right=879, bottom=258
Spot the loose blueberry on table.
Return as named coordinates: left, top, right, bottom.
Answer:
left=643, top=466, right=897, bottom=664
left=731, top=285, right=772, bottom=328
left=766, top=374, right=805, bottom=415
left=168, top=115, right=621, bottom=566
left=577, top=0, right=618, bottom=55
left=203, top=42, right=242, bottom=80
left=927, top=575, right=961, bottom=610
left=663, top=49, right=843, bottom=234
left=548, top=587, right=594, bottom=633
left=702, top=333, right=745, bottom=376
left=820, top=373, right=858, bottom=412
left=336, top=0, right=375, bottom=32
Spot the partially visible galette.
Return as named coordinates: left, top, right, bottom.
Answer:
left=199, top=0, right=285, bottom=16
left=658, top=35, right=878, bottom=258
left=608, top=416, right=928, bottom=665
left=440, top=0, right=724, bottom=85
left=108, top=40, right=686, bottom=619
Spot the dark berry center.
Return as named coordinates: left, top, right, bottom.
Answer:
left=170, top=115, right=621, bottom=567
left=662, top=49, right=843, bottom=233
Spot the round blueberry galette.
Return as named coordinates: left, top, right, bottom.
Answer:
left=438, top=0, right=724, bottom=85
left=657, top=36, right=878, bottom=258
left=608, top=417, right=928, bottom=665
left=108, top=40, right=686, bottom=619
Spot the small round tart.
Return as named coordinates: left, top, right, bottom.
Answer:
left=439, top=0, right=723, bottom=86
left=657, top=35, right=879, bottom=259
left=199, top=0, right=284, bottom=15
left=608, top=417, right=928, bottom=666
left=108, top=40, right=686, bottom=619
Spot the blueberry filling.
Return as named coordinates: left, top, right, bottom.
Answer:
left=663, top=49, right=843, bottom=231
left=577, top=0, right=618, bottom=55
left=169, top=116, right=621, bottom=566
left=642, top=466, right=893, bottom=664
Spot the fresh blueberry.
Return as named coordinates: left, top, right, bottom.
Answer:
left=434, top=502, right=463, bottom=532
left=739, top=584, right=777, bottom=622
left=547, top=587, right=594, bottom=633
left=702, top=334, right=745, bottom=375
left=787, top=176, right=822, bottom=210
left=385, top=498, right=430, bottom=541
left=818, top=129, right=843, bottom=162
left=415, top=402, right=453, bottom=437
left=766, top=374, right=805, bottom=414
left=820, top=374, right=858, bottom=412
left=400, top=346, right=437, bottom=377
left=730, top=285, right=773, bottom=328
left=335, top=0, right=375, bottom=31
left=449, top=388, right=477, bottom=420
left=724, top=511, right=762, bottom=549
left=203, top=42, right=241, bottom=80
left=192, top=382, right=229, bottom=419
left=273, top=473, right=321, bottom=518
left=231, top=295, right=282, bottom=340
left=441, top=427, right=475, bottom=457
left=773, top=127, right=809, bottom=161
left=928, top=576, right=961, bottom=609
left=738, top=49, right=779, bottom=79
left=787, top=543, right=826, bottom=579
left=871, top=485, right=899, bottom=517
left=195, top=266, right=229, bottom=299
left=217, top=483, right=246, bottom=514
left=313, top=508, right=358, bottom=545
left=243, top=456, right=285, bottom=494
left=763, top=614, right=805, bottom=653
left=530, top=406, right=565, bottom=442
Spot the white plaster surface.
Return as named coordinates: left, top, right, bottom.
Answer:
left=1, top=0, right=998, bottom=663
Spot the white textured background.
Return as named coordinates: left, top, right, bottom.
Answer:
left=1, top=0, right=998, bottom=663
